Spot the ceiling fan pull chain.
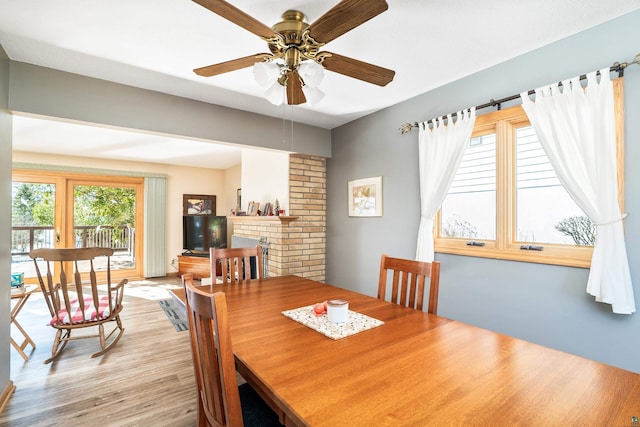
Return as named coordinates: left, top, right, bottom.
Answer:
left=282, top=102, right=286, bottom=144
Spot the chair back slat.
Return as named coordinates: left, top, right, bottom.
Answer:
left=88, top=258, right=102, bottom=312
left=59, top=262, right=75, bottom=323
left=183, top=274, right=243, bottom=427
left=408, top=274, right=418, bottom=308
left=210, top=246, right=263, bottom=285
left=415, top=276, right=426, bottom=310
left=378, top=254, right=441, bottom=314
left=400, top=273, right=409, bottom=307
left=35, top=260, right=56, bottom=317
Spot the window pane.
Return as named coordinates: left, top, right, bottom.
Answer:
left=11, top=182, right=56, bottom=278
left=74, top=185, right=137, bottom=271
left=440, top=134, right=496, bottom=239
left=515, top=126, right=593, bottom=246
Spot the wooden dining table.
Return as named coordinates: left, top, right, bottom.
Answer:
left=171, top=275, right=640, bottom=426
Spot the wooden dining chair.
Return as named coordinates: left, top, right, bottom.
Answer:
left=182, top=274, right=282, bottom=427
left=377, top=254, right=441, bottom=314
left=210, top=246, right=263, bottom=284
left=29, top=247, right=127, bottom=363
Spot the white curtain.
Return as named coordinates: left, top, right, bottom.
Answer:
left=521, top=69, right=634, bottom=314
left=416, top=108, right=476, bottom=262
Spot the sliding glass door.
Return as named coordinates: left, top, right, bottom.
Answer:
left=11, top=170, right=144, bottom=282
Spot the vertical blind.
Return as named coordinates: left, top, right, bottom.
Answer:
left=143, top=176, right=167, bottom=278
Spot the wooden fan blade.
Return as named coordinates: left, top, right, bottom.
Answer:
left=192, top=0, right=276, bottom=39
left=194, top=54, right=268, bottom=77
left=286, top=72, right=306, bottom=105
left=307, top=0, right=388, bottom=44
left=322, top=52, right=395, bottom=86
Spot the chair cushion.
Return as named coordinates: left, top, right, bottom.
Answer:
left=51, top=296, right=113, bottom=326
left=239, top=383, right=282, bottom=426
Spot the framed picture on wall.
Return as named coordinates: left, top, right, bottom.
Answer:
left=348, top=176, right=382, bottom=217
left=183, top=194, right=216, bottom=215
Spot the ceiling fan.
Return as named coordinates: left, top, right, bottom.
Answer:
left=191, top=0, right=395, bottom=105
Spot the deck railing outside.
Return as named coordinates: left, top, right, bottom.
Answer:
left=11, top=225, right=135, bottom=255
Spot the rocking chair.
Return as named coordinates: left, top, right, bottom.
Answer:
left=29, top=247, right=127, bottom=363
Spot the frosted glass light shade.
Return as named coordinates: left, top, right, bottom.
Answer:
left=298, top=60, right=324, bottom=87
left=264, top=81, right=285, bottom=105
left=253, top=61, right=281, bottom=87
left=302, top=85, right=325, bottom=105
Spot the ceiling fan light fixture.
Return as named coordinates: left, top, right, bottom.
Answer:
left=253, top=61, right=281, bottom=87
left=192, top=2, right=395, bottom=105
left=264, top=80, right=285, bottom=105
left=298, top=60, right=324, bottom=87
left=302, top=85, right=325, bottom=105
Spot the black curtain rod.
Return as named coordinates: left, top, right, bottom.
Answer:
left=399, top=53, right=640, bottom=134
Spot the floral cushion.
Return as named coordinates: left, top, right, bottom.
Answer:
left=51, top=296, right=113, bottom=326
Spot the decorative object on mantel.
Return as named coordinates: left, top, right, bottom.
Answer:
left=183, top=194, right=216, bottom=216
left=274, top=198, right=281, bottom=216
left=247, top=201, right=260, bottom=216
left=348, top=176, right=383, bottom=217
left=262, top=202, right=274, bottom=216
left=398, top=52, right=640, bottom=134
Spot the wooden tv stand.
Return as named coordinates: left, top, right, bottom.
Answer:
left=177, top=255, right=215, bottom=280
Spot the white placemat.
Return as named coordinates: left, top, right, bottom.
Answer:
left=282, top=305, right=384, bottom=340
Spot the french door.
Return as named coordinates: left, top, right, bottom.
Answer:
left=11, top=169, right=144, bottom=283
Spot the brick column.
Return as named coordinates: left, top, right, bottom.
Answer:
left=230, top=154, right=326, bottom=282
left=287, top=154, right=326, bottom=282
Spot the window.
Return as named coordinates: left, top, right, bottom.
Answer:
left=435, top=79, right=624, bottom=268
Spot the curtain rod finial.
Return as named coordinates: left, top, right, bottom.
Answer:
left=399, top=122, right=417, bottom=134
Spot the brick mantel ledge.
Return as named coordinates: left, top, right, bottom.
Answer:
left=227, top=216, right=299, bottom=225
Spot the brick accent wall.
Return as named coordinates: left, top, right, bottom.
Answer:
left=230, top=154, right=326, bottom=282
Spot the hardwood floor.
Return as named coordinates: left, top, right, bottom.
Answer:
left=2, top=277, right=200, bottom=427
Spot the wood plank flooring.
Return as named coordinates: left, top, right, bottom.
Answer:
left=1, top=277, right=200, bottom=427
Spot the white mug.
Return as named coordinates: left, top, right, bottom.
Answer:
left=327, top=299, right=349, bottom=323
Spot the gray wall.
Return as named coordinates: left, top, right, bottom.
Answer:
left=8, top=62, right=331, bottom=158
left=327, top=10, right=640, bottom=373
left=0, top=46, right=11, bottom=398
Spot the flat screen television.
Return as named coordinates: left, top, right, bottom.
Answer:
left=182, top=215, right=227, bottom=255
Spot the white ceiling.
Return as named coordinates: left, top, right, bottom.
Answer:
left=11, top=115, right=244, bottom=169
left=2, top=0, right=640, bottom=168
